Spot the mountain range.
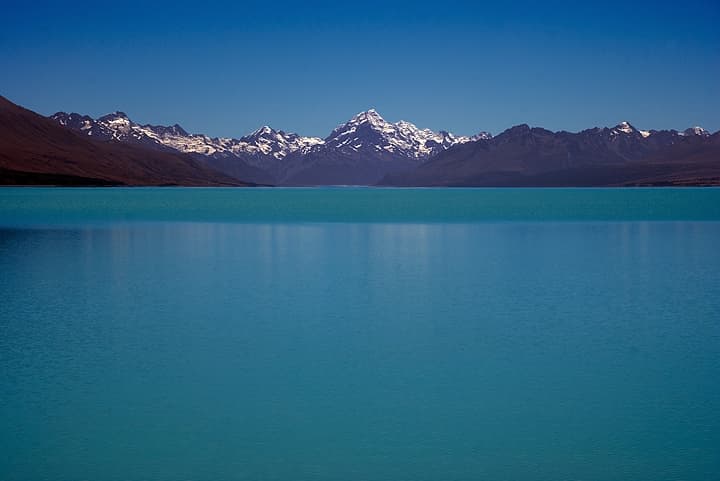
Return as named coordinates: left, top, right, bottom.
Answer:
left=1, top=95, right=718, bottom=186
left=50, top=108, right=491, bottom=186
left=0, top=96, right=246, bottom=186
left=383, top=122, right=720, bottom=187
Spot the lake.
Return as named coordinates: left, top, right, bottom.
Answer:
left=1, top=188, right=719, bottom=481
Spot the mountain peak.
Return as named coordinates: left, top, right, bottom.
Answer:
left=471, top=131, right=493, bottom=141
left=683, top=126, right=709, bottom=137
left=614, top=121, right=637, bottom=134
left=249, top=125, right=276, bottom=137
left=144, top=123, right=190, bottom=137
left=504, top=124, right=532, bottom=135
left=350, top=109, right=386, bottom=124
left=98, top=112, right=131, bottom=125
left=50, top=112, right=95, bottom=129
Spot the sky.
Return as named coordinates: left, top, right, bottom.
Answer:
left=1, top=0, right=719, bottom=138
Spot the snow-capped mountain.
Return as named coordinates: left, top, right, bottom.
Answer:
left=273, top=109, right=492, bottom=185
left=682, top=126, right=710, bottom=137
left=51, top=111, right=324, bottom=162
left=51, top=108, right=490, bottom=185
left=219, top=126, right=324, bottom=165
left=383, top=120, right=718, bottom=187
left=1, top=98, right=243, bottom=187
left=50, top=109, right=714, bottom=186
left=320, top=109, right=490, bottom=160
left=51, top=111, right=190, bottom=148
left=51, top=111, right=327, bottom=184
left=611, top=121, right=644, bottom=136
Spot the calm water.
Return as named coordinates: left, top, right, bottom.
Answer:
left=1, top=188, right=719, bottom=481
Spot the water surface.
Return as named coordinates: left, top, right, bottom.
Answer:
left=1, top=186, right=720, bottom=224
left=1, top=188, right=719, bottom=481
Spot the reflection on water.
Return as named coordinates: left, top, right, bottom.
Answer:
left=1, top=221, right=720, bottom=481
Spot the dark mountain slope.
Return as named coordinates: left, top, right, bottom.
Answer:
left=0, top=96, right=247, bottom=186
left=381, top=123, right=719, bottom=187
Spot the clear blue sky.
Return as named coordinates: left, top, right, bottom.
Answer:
left=1, top=1, right=718, bottom=138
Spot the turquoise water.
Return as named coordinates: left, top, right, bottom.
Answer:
left=1, top=188, right=719, bottom=481
left=1, top=187, right=720, bottom=224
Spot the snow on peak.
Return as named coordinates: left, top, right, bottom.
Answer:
left=98, top=111, right=130, bottom=122
left=347, top=109, right=386, bottom=126
left=221, top=125, right=325, bottom=163
left=249, top=125, right=275, bottom=137
left=614, top=121, right=636, bottom=134
left=50, top=108, right=491, bottom=167
left=470, top=132, right=493, bottom=141
left=326, top=111, right=488, bottom=160
left=682, top=126, right=709, bottom=137
left=51, top=112, right=96, bottom=132
left=93, top=111, right=138, bottom=140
